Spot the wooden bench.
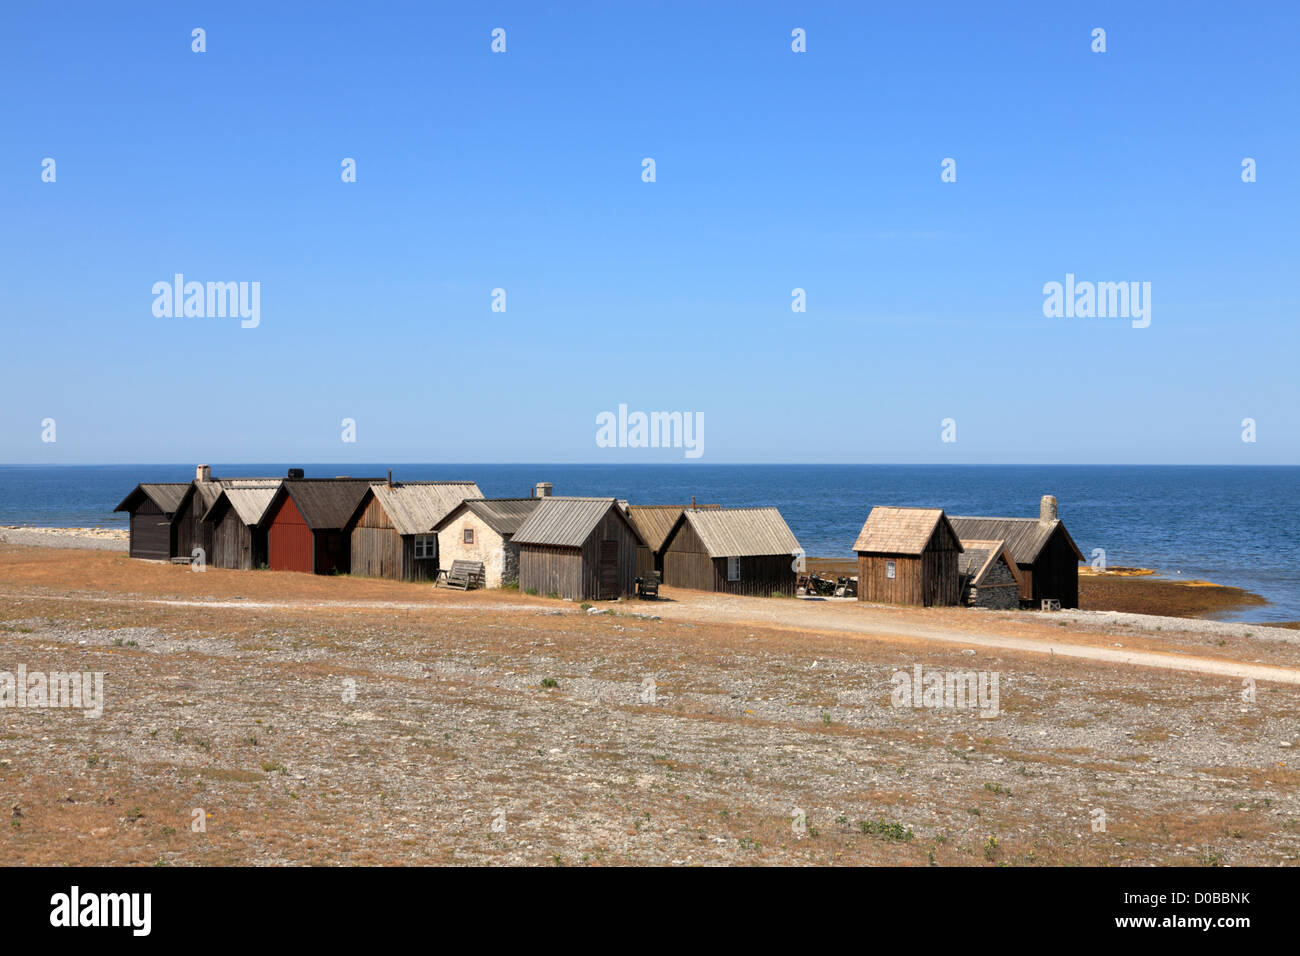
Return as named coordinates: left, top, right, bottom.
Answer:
left=636, top=572, right=660, bottom=600
left=440, top=560, right=485, bottom=590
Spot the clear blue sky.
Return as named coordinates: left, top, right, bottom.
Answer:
left=2, top=1, right=1296, bottom=464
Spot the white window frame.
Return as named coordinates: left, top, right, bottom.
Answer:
left=414, top=535, right=436, bottom=559
left=726, top=556, right=741, bottom=582
left=885, top=559, right=896, bottom=579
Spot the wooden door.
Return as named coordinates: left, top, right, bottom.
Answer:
left=599, top=540, right=619, bottom=599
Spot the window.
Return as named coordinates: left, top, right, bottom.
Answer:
left=414, top=535, right=435, bottom=559
left=727, top=556, right=740, bottom=582
left=463, top=527, right=475, bottom=545
left=885, top=559, right=896, bottom=579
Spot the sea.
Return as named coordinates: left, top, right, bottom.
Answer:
left=1, top=464, right=1297, bottom=622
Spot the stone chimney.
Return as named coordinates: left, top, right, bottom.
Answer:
left=1040, top=494, right=1058, bottom=524
left=196, top=464, right=211, bottom=483
left=535, top=482, right=553, bottom=498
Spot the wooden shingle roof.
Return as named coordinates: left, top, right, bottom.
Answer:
left=948, top=516, right=1084, bottom=564
left=673, top=507, right=801, bottom=559
left=853, top=507, right=962, bottom=556
left=365, top=481, right=482, bottom=536
left=626, top=504, right=721, bottom=553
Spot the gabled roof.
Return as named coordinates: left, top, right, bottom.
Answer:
left=948, top=516, right=1084, bottom=564
left=363, top=481, right=482, bottom=536
left=433, top=498, right=540, bottom=536
left=957, top=539, right=1025, bottom=589
left=185, top=477, right=281, bottom=520
left=626, top=504, right=721, bottom=553
left=204, top=482, right=282, bottom=526
left=513, top=497, right=641, bottom=548
left=670, top=507, right=801, bottom=559
left=853, top=507, right=962, bottom=556
left=114, top=483, right=191, bottom=515
left=265, top=479, right=380, bottom=531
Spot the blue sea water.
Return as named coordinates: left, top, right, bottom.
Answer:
left=1, top=464, right=1297, bottom=622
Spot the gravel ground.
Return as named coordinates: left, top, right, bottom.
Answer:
left=0, top=527, right=127, bottom=552
left=1, top=547, right=1298, bottom=867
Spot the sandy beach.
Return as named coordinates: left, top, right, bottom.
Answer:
left=1, top=540, right=1297, bottom=866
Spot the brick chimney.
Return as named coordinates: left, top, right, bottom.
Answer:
left=1040, top=494, right=1058, bottom=523
left=196, top=464, right=211, bottom=483
left=535, top=482, right=553, bottom=498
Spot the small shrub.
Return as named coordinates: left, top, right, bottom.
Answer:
left=857, top=820, right=914, bottom=842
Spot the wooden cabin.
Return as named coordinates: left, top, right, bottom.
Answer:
left=853, top=507, right=963, bottom=606
left=433, top=498, right=540, bottom=588
left=513, top=497, right=645, bottom=600
left=260, top=479, right=377, bottom=574
left=203, top=482, right=282, bottom=570
left=625, top=503, right=720, bottom=580
left=113, top=482, right=190, bottom=560
left=171, top=465, right=226, bottom=564
left=659, top=507, right=801, bottom=596
left=345, top=481, right=482, bottom=581
left=949, top=496, right=1084, bottom=608
left=957, top=539, right=1024, bottom=609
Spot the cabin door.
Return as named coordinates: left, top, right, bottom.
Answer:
left=598, top=540, right=619, bottom=599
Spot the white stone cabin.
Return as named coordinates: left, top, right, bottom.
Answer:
left=432, top=498, right=542, bottom=588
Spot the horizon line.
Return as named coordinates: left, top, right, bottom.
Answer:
left=1, top=462, right=1296, bottom=469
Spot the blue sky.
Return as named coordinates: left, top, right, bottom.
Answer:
left=1, top=1, right=1296, bottom=464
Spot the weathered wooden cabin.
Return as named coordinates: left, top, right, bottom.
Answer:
left=659, top=507, right=801, bottom=596
left=260, top=479, right=377, bottom=574
left=949, top=496, right=1084, bottom=608
left=513, top=497, right=645, bottom=600
left=432, top=498, right=540, bottom=588
left=957, top=539, right=1024, bottom=609
left=203, top=482, right=282, bottom=570
left=113, top=482, right=190, bottom=560
left=625, top=503, right=720, bottom=580
left=345, top=480, right=482, bottom=581
left=170, top=465, right=225, bottom=563
left=853, top=507, right=963, bottom=606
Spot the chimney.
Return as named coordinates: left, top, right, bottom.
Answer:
left=691, top=495, right=696, bottom=510
left=196, top=464, right=211, bottom=483
left=287, top=468, right=305, bottom=480
left=387, top=468, right=393, bottom=488
left=535, top=482, right=553, bottom=498
left=1040, top=495, right=1058, bottom=524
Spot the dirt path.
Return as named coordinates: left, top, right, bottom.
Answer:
left=13, top=580, right=1300, bottom=686
left=646, top=589, right=1300, bottom=686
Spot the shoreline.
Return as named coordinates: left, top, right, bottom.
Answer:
left=0, top=528, right=1288, bottom=625
left=801, top=556, right=1282, bottom=624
